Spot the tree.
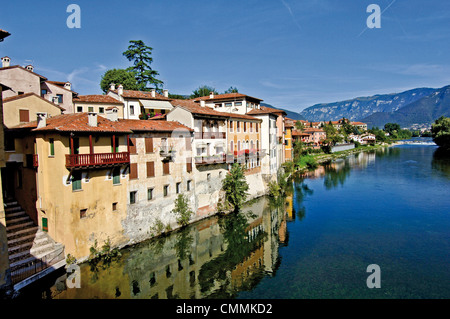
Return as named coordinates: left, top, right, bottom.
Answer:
left=190, top=85, right=218, bottom=99
left=431, top=116, right=450, bottom=151
left=100, top=69, right=140, bottom=93
left=224, top=86, right=238, bottom=94
left=384, top=123, right=401, bottom=135
left=295, top=121, right=305, bottom=131
left=123, top=40, right=163, bottom=91
left=221, top=163, right=249, bottom=213
left=172, top=194, right=194, bottom=227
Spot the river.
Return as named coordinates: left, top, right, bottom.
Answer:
left=17, top=141, right=450, bottom=299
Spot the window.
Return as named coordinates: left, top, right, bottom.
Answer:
left=145, top=137, right=154, bottom=153
left=215, top=103, right=221, bottom=108
left=186, top=158, right=192, bottom=173
left=88, top=106, right=94, bottom=112
left=49, top=138, right=55, bottom=156
left=111, top=136, right=119, bottom=153
left=163, top=185, right=169, bottom=197
left=130, top=105, right=135, bottom=115
left=207, top=173, right=211, bottom=181
left=176, top=182, right=181, bottom=194
left=128, top=137, right=136, bottom=154
left=225, top=102, right=232, bottom=107
left=244, top=122, right=247, bottom=132
left=41, top=89, right=47, bottom=96
left=80, top=209, right=87, bottom=219
left=129, top=163, right=138, bottom=180
left=18, top=91, right=24, bottom=95
left=237, top=122, right=240, bottom=133
left=112, top=202, right=118, bottom=211
left=130, top=191, right=137, bottom=204
left=19, top=109, right=29, bottom=122
left=148, top=188, right=154, bottom=201
left=113, top=167, right=121, bottom=184
left=163, top=161, right=170, bottom=175
left=77, top=106, right=83, bottom=112
left=235, top=102, right=242, bottom=106
left=187, top=180, right=192, bottom=191
left=230, top=141, right=234, bottom=152
left=229, top=120, right=233, bottom=132
left=99, top=107, right=105, bottom=114
left=72, top=171, right=82, bottom=191
left=57, top=94, right=63, bottom=103
left=147, top=161, right=155, bottom=178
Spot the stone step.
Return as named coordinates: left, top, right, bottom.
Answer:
left=5, top=206, right=22, bottom=213
left=4, top=201, right=18, bottom=207
left=7, top=216, right=31, bottom=226
left=9, top=245, right=64, bottom=270
left=9, top=243, right=55, bottom=262
left=5, top=210, right=26, bottom=219
left=8, top=232, right=47, bottom=250
left=7, top=226, right=39, bottom=239
left=6, top=221, right=35, bottom=233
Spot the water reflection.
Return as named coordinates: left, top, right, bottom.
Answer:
left=432, top=147, right=450, bottom=178
left=33, top=196, right=289, bottom=299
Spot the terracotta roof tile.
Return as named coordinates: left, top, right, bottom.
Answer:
left=0, top=65, right=47, bottom=80
left=118, top=119, right=193, bottom=132
left=111, top=89, right=171, bottom=100
left=246, top=105, right=287, bottom=116
left=74, top=95, right=123, bottom=104
left=192, top=92, right=263, bottom=102
left=11, top=113, right=132, bottom=133
left=171, top=99, right=261, bottom=121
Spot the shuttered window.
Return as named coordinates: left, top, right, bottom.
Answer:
left=129, top=163, right=138, bottom=180
left=186, top=157, right=192, bottom=173
left=147, top=161, right=155, bottom=177
left=145, top=137, right=154, bottom=153
left=129, top=137, right=137, bottom=154
left=163, top=161, right=170, bottom=175
left=19, top=109, right=29, bottom=122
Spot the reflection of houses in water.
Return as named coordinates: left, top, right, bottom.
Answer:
left=51, top=197, right=285, bottom=299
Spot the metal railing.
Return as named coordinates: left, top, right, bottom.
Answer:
left=66, top=152, right=130, bottom=168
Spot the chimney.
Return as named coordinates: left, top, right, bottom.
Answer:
left=64, top=82, right=71, bottom=91
left=151, top=89, right=156, bottom=98
left=163, top=89, right=169, bottom=98
left=209, top=92, right=214, bottom=99
left=200, top=100, right=206, bottom=107
left=36, top=112, right=47, bottom=129
left=1, top=56, right=10, bottom=68
left=106, top=107, right=118, bottom=122
left=88, top=112, right=98, bottom=127
left=117, top=84, right=123, bottom=96
left=110, top=83, right=116, bottom=91
left=25, top=65, right=34, bottom=72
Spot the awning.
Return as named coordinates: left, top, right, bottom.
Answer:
left=139, top=99, right=173, bottom=110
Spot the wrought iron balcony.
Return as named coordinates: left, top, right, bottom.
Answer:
left=194, top=132, right=226, bottom=139
left=66, top=152, right=130, bottom=168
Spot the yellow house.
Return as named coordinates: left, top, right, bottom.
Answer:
left=2, top=92, right=63, bottom=129
left=73, top=94, right=124, bottom=119
left=284, top=118, right=295, bottom=162
left=8, top=112, right=132, bottom=259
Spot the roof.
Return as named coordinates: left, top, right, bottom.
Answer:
left=351, top=121, right=367, bottom=125
left=171, top=99, right=261, bottom=121
left=11, top=113, right=132, bottom=133
left=192, top=92, right=263, bottom=102
left=246, top=105, right=287, bottom=116
left=110, top=89, right=171, bottom=101
left=0, top=29, right=10, bottom=40
left=118, top=119, right=193, bottom=132
left=0, top=65, right=48, bottom=80
left=73, top=95, right=123, bottom=104
left=3, top=92, right=65, bottom=110
left=44, top=80, right=78, bottom=94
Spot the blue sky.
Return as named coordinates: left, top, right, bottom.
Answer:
left=1, top=0, right=450, bottom=112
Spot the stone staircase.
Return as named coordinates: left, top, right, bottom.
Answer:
left=4, top=199, right=65, bottom=285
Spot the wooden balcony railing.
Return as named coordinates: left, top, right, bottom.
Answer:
left=66, top=152, right=130, bottom=168
left=194, top=132, right=226, bottom=139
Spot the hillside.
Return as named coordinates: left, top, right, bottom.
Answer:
left=362, top=85, right=450, bottom=129
left=300, top=87, right=437, bottom=122
left=261, top=103, right=306, bottom=120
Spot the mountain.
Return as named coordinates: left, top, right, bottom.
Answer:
left=261, top=103, right=306, bottom=120
left=300, top=87, right=437, bottom=122
left=362, top=85, right=450, bottom=129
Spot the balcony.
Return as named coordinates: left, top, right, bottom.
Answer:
left=66, top=152, right=130, bottom=168
left=194, top=154, right=233, bottom=165
left=194, top=132, right=226, bottom=139
left=159, top=146, right=175, bottom=159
